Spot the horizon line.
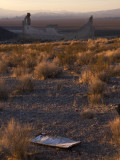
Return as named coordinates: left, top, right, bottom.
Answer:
left=0, top=7, right=120, bottom=13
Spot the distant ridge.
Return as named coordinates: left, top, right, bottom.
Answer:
left=0, top=8, right=120, bottom=19
left=0, top=27, right=17, bottom=41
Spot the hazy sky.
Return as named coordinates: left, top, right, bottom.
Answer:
left=1, top=0, right=120, bottom=12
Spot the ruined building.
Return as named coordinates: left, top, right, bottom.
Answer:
left=22, top=13, right=95, bottom=41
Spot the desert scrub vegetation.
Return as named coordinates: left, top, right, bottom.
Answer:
left=0, top=38, right=119, bottom=68
left=79, top=69, right=94, bottom=83
left=0, top=38, right=120, bottom=159
left=109, top=118, right=120, bottom=143
left=0, top=38, right=119, bottom=79
left=111, top=64, right=120, bottom=76
left=0, top=79, right=9, bottom=100
left=76, top=50, right=95, bottom=66
left=34, top=61, right=63, bottom=80
left=0, top=118, right=32, bottom=160
left=12, top=66, right=31, bottom=77
left=13, top=75, right=34, bottom=94
left=88, top=76, right=106, bottom=105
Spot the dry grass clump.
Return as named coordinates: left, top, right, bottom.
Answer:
left=21, top=56, right=36, bottom=69
left=14, top=75, right=34, bottom=94
left=81, top=109, right=94, bottom=119
left=88, top=77, right=106, bottom=105
left=88, top=94, right=103, bottom=105
left=57, top=43, right=79, bottom=67
left=112, top=64, right=120, bottom=76
left=109, top=118, right=120, bottom=143
left=3, top=51, right=23, bottom=68
left=79, top=68, right=110, bottom=84
left=105, top=48, right=120, bottom=61
left=89, top=77, right=106, bottom=95
left=58, top=53, right=76, bottom=67
left=12, top=67, right=31, bottom=77
left=0, top=79, right=9, bottom=100
left=36, top=52, right=49, bottom=63
left=34, top=61, right=63, bottom=80
left=97, top=70, right=111, bottom=83
left=76, top=50, right=94, bottom=66
left=90, top=56, right=109, bottom=73
left=0, top=118, right=32, bottom=160
left=79, top=69, right=94, bottom=83
left=53, top=57, right=61, bottom=66
left=0, top=60, right=8, bottom=74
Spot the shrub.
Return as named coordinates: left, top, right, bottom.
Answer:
left=21, top=56, right=36, bottom=69
left=36, top=52, right=50, bottom=63
left=97, top=70, right=111, bottom=83
left=0, top=79, right=9, bottom=100
left=88, top=94, right=103, bottom=105
left=79, top=68, right=111, bottom=84
left=79, top=69, right=94, bottom=83
left=89, top=77, right=106, bottom=95
left=0, top=118, right=32, bottom=160
left=14, top=75, right=34, bottom=94
left=88, top=77, right=106, bottom=105
left=109, top=118, right=120, bottom=143
left=76, top=50, right=94, bottom=66
left=90, top=55, right=109, bottom=73
left=12, top=67, right=31, bottom=77
left=34, top=61, right=63, bottom=80
left=112, top=64, right=120, bottom=76
left=53, top=57, right=61, bottom=66
left=57, top=52, right=76, bottom=66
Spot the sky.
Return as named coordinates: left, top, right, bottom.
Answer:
left=0, top=0, right=120, bottom=12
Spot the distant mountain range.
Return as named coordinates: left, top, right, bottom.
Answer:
left=0, top=8, right=120, bottom=19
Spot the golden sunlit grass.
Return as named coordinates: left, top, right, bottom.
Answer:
left=0, top=118, right=32, bottom=160
left=12, top=67, right=31, bottom=77
left=89, top=77, right=106, bottom=95
left=96, top=70, right=111, bottom=83
left=88, top=76, right=106, bottom=105
left=109, top=118, right=120, bottom=143
left=34, top=61, right=63, bottom=80
left=0, top=38, right=119, bottom=103
left=79, top=69, right=94, bottom=83
left=112, top=64, right=120, bottom=76
left=88, top=94, right=103, bottom=106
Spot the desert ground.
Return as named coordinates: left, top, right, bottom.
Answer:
left=0, top=38, right=120, bottom=160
